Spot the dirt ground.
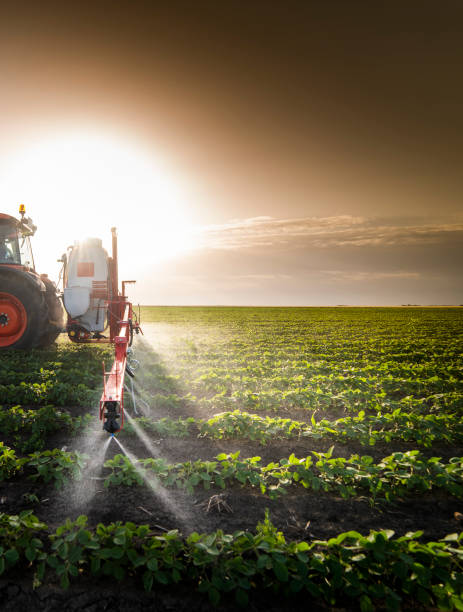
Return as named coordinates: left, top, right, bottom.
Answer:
left=0, top=575, right=361, bottom=612
left=2, top=421, right=462, bottom=543
left=2, top=418, right=461, bottom=610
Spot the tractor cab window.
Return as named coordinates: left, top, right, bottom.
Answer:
left=0, top=222, right=21, bottom=264
left=18, top=232, right=34, bottom=268
left=0, top=221, right=34, bottom=268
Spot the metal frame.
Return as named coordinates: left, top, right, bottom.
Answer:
left=66, top=227, right=142, bottom=433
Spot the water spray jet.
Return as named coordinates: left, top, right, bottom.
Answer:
left=124, top=411, right=162, bottom=458
left=111, top=435, right=189, bottom=528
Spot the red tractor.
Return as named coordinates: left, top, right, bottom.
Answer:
left=0, top=205, right=64, bottom=349
left=1, top=205, right=142, bottom=433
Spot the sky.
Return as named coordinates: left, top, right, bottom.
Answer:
left=0, top=0, right=462, bottom=305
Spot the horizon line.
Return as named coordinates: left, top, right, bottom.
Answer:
left=139, top=304, right=463, bottom=308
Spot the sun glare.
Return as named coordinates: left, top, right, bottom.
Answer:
left=0, top=129, right=196, bottom=281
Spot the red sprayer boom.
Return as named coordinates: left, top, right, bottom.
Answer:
left=61, top=227, right=142, bottom=434
left=100, top=302, right=137, bottom=434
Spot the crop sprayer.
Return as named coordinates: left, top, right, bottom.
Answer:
left=0, top=205, right=142, bottom=434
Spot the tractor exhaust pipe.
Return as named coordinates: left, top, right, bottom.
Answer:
left=111, top=227, right=118, bottom=296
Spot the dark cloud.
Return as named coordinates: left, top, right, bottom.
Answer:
left=1, top=2, right=462, bottom=304
left=136, top=215, right=463, bottom=305
left=196, top=216, right=463, bottom=250
left=1, top=1, right=463, bottom=221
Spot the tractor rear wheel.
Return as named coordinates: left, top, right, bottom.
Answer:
left=0, top=277, right=48, bottom=349
left=38, top=276, right=65, bottom=347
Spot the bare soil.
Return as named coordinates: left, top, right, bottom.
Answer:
left=2, top=424, right=462, bottom=543
left=0, top=575, right=353, bottom=612
left=2, top=419, right=462, bottom=610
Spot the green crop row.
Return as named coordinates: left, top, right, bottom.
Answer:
left=0, top=344, right=113, bottom=407
left=104, top=449, right=463, bottom=502
left=133, top=307, right=463, bottom=421
left=139, top=369, right=463, bottom=417
left=1, top=510, right=462, bottom=610
left=2, top=442, right=461, bottom=502
left=1, top=309, right=461, bottom=421
left=124, top=408, right=463, bottom=447
left=0, top=443, right=87, bottom=488
left=200, top=408, right=463, bottom=446
left=136, top=308, right=463, bottom=399
left=0, top=405, right=92, bottom=452
left=0, top=344, right=113, bottom=386
left=189, top=372, right=463, bottom=408
left=0, top=381, right=98, bottom=407
left=210, top=388, right=463, bottom=415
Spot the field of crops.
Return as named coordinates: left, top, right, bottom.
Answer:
left=1, top=307, right=462, bottom=610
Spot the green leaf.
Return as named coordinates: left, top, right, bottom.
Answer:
left=155, top=570, right=169, bottom=585
left=114, top=565, right=125, bottom=580
left=273, top=560, right=288, bottom=582
left=60, top=572, right=70, bottom=589
left=77, top=530, right=91, bottom=545
left=360, top=595, right=374, bottom=612
left=4, top=549, right=19, bottom=565
left=36, top=561, right=45, bottom=581
left=47, top=555, right=60, bottom=569
left=208, top=586, right=220, bottom=606
left=109, top=547, right=125, bottom=559
left=235, top=588, right=248, bottom=606
left=147, top=558, right=158, bottom=571
left=442, top=533, right=459, bottom=542
left=68, top=564, right=79, bottom=577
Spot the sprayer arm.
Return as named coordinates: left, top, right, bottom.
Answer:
left=99, top=303, right=132, bottom=433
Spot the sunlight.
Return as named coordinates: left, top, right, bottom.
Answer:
left=0, top=129, right=197, bottom=280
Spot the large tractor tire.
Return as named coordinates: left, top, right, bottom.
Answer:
left=0, top=274, right=49, bottom=349
left=38, top=276, right=65, bottom=347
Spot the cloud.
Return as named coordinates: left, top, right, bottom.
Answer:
left=135, top=214, right=462, bottom=305
left=194, top=215, right=463, bottom=251
left=320, top=270, right=421, bottom=282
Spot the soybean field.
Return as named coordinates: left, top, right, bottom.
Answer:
left=1, top=307, right=462, bottom=610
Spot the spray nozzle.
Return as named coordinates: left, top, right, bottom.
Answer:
left=102, top=401, right=121, bottom=434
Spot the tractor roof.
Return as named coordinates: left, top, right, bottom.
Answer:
left=0, top=213, right=18, bottom=224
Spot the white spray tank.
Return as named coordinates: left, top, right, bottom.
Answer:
left=62, top=237, right=111, bottom=337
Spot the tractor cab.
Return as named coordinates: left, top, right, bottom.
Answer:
left=0, top=205, right=64, bottom=349
left=0, top=208, right=36, bottom=269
